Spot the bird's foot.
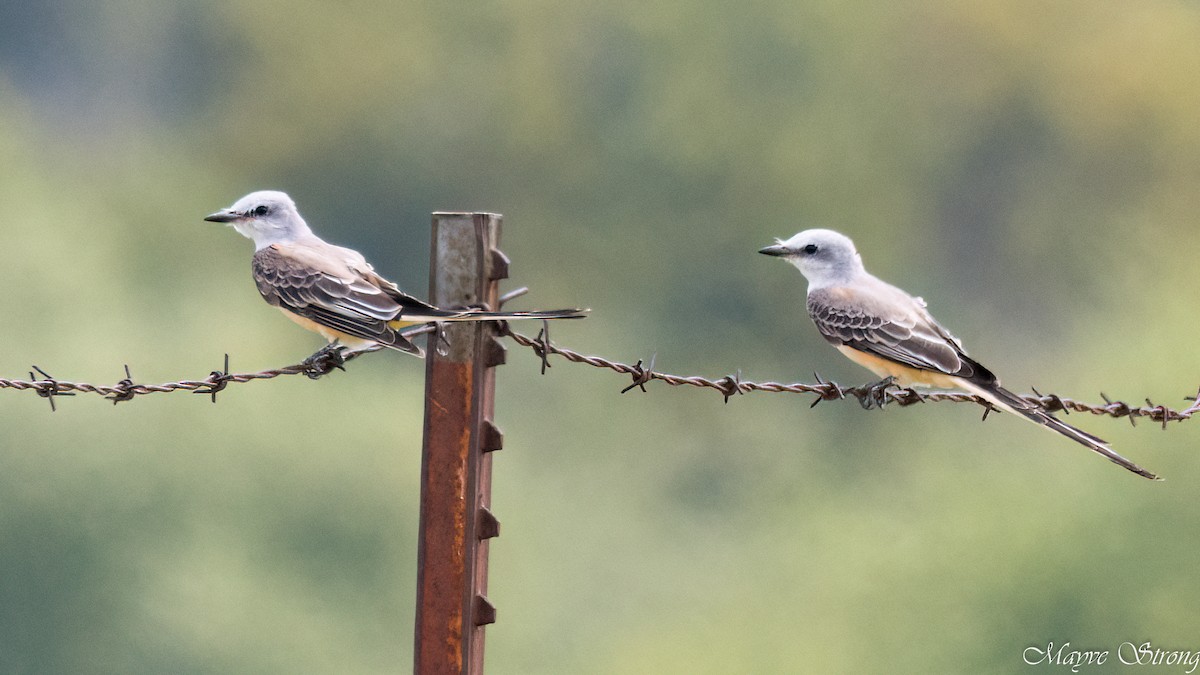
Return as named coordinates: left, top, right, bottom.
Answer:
left=302, top=343, right=348, bottom=379
left=858, top=376, right=899, bottom=410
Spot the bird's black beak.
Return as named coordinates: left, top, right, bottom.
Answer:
left=204, top=209, right=239, bottom=223
left=758, top=243, right=790, bottom=257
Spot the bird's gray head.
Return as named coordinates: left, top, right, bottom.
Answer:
left=758, top=228, right=865, bottom=288
left=204, top=190, right=313, bottom=249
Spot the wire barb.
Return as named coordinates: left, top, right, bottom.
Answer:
left=808, top=372, right=844, bottom=408
left=620, top=354, right=657, bottom=394
left=980, top=402, right=1001, bottom=422
left=107, top=365, right=138, bottom=405
left=1145, top=398, right=1171, bottom=431
left=29, top=366, right=75, bottom=412
left=497, top=287, right=530, bottom=308
left=716, top=370, right=745, bottom=404
left=193, top=354, right=233, bottom=403
left=532, top=321, right=553, bottom=375
left=1183, top=387, right=1200, bottom=418
left=1031, top=386, right=1068, bottom=415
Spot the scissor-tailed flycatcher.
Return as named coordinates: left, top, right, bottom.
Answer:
left=759, top=228, right=1157, bottom=480
left=206, top=190, right=585, bottom=357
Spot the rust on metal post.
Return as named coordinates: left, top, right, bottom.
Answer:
left=415, top=213, right=505, bottom=674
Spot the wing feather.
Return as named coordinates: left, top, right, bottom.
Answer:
left=253, top=245, right=411, bottom=347
left=806, top=284, right=995, bottom=384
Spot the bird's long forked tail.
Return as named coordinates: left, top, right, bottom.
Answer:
left=401, top=307, right=588, bottom=322
left=961, top=381, right=1160, bottom=480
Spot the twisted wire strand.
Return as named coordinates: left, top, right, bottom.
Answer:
left=500, top=323, right=1199, bottom=427
left=0, top=312, right=1194, bottom=428
left=0, top=327, right=434, bottom=409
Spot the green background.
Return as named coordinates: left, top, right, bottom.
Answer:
left=1, top=0, right=1197, bottom=672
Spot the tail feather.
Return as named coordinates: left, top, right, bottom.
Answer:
left=961, top=381, right=1159, bottom=481
left=401, top=307, right=588, bottom=322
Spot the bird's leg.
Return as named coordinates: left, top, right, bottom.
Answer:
left=337, top=342, right=384, bottom=365
left=859, top=376, right=899, bottom=410
left=894, top=385, right=924, bottom=406
left=301, top=342, right=348, bottom=379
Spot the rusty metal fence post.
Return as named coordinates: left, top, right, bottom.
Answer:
left=414, top=213, right=507, bottom=674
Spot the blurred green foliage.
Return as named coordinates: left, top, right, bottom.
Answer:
left=1, top=0, right=1199, bottom=672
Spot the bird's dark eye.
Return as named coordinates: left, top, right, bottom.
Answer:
left=253, top=205, right=270, bottom=217
left=802, top=244, right=819, bottom=254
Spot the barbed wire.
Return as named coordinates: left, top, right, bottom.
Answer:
left=2, top=288, right=1197, bottom=429
left=0, top=287, right=512, bottom=410
left=499, top=322, right=1200, bottom=428
left=0, top=327, right=434, bottom=410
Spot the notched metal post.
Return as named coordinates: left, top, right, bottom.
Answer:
left=415, top=212, right=505, bottom=675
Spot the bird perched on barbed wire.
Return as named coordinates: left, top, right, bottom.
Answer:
left=207, top=190, right=586, bottom=358
left=759, top=228, right=1157, bottom=480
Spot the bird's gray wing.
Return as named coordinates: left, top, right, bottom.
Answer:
left=806, top=285, right=994, bottom=382
left=252, top=244, right=421, bottom=353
